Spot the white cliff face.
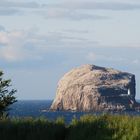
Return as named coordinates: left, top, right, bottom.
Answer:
left=51, top=64, right=136, bottom=111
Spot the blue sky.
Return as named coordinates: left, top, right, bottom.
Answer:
left=0, top=0, right=140, bottom=99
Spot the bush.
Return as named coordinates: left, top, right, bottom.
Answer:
left=0, top=115, right=140, bottom=140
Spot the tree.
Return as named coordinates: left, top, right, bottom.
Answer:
left=0, top=70, right=17, bottom=118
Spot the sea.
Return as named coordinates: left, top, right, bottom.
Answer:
left=9, top=100, right=140, bottom=123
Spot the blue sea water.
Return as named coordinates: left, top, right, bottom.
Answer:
left=9, top=100, right=140, bottom=123
left=9, top=100, right=89, bottom=123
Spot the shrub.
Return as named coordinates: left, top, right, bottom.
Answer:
left=1, top=115, right=140, bottom=140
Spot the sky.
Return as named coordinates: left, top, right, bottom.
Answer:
left=0, top=0, right=140, bottom=100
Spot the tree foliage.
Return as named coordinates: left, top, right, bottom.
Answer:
left=0, top=71, right=17, bottom=118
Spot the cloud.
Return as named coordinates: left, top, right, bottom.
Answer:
left=38, top=1, right=140, bottom=20
left=0, top=8, right=20, bottom=16
left=49, top=1, right=140, bottom=11
left=132, top=59, right=139, bottom=64
left=86, top=52, right=98, bottom=61
left=0, top=1, right=107, bottom=19
left=0, top=1, right=40, bottom=16
left=0, top=25, right=5, bottom=31
left=86, top=52, right=140, bottom=67
left=2, top=1, right=139, bottom=19
left=62, top=29, right=89, bottom=34
left=47, top=9, right=107, bottom=20
left=0, top=29, right=44, bottom=62
left=0, top=1, right=40, bottom=9
left=0, top=1, right=140, bottom=17
left=0, top=29, right=97, bottom=62
left=87, top=52, right=126, bottom=62
left=34, top=8, right=108, bottom=20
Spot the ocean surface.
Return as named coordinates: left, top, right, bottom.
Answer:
left=9, top=100, right=90, bottom=123
left=9, top=100, right=140, bottom=123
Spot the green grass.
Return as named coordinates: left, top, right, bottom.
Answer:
left=67, top=114, right=140, bottom=140
left=0, top=117, right=65, bottom=140
left=0, top=114, right=140, bottom=140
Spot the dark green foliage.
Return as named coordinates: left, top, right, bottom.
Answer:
left=0, top=117, right=66, bottom=140
left=67, top=114, right=140, bottom=140
left=1, top=115, right=140, bottom=140
left=0, top=71, right=17, bottom=118
left=66, top=114, right=113, bottom=140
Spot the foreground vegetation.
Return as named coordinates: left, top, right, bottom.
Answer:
left=0, top=114, right=140, bottom=140
left=0, top=70, right=17, bottom=119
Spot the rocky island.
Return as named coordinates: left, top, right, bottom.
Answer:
left=51, top=64, right=139, bottom=111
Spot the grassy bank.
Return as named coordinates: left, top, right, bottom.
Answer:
left=0, top=115, right=140, bottom=140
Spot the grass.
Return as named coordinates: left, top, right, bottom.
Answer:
left=0, top=114, right=140, bottom=140
left=67, top=114, right=140, bottom=140
left=0, top=117, right=65, bottom=140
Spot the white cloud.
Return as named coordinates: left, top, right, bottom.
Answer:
left=0, top=1, right=40, bottom=8
left=38, top=1, right=140, bottom=20
left=0, top=29, right=45, bottom=62
left=0, top=1, right=40, bottom=16
left=2, top=1, right=140, bottom=19
left=87, top=53, right=140, bottom=67
left=0, top=0, right=140, bottom=17
left=132, top=59, right=139, bottom=64
left=86, top=52, right=98, bottom=61
left=0, top=28, right=97, bottom=62
left=34, top=8, right=108, bottom=20
left=87, top=52, right=126, bottom=62
left=45, top=8, right=107, bottom=20
left=62, top=29, right=89, bottom=34
left=0, top=8, right=20, bottom=16
left=44, top=1, right=140, bottom=11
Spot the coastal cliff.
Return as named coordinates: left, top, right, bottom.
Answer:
left=51, top=64, right=138, bottom=111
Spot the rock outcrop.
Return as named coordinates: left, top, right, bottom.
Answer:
left=51, top=64, right=138, bottom=111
